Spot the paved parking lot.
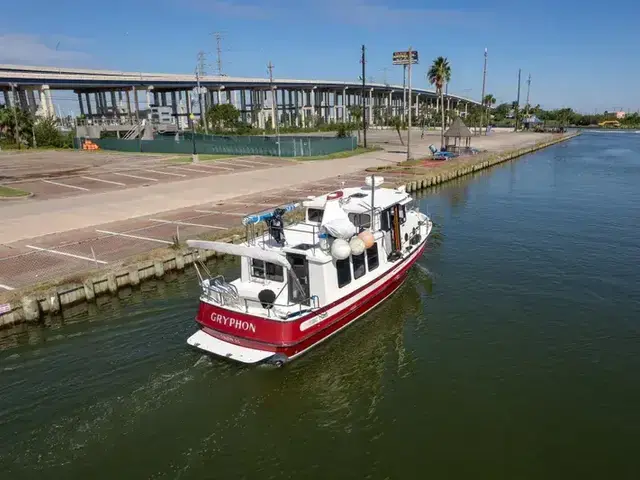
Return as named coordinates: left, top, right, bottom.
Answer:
left=0, top=150, right=293, bottom=201
left=0, top=170, right=391, bottom=291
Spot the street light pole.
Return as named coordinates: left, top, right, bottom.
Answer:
left=267, top=61, right=281, bottom=157
left=361, top=44, right=367, bottom=148
left=515, top=68, right=522, bottom=132
left=480, top=48, right=487, bottom=135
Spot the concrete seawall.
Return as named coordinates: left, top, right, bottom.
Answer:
left=0, top=132, right=579, bottom=329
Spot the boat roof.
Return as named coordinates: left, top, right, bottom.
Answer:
left=303, top=185, right=411, bottom=214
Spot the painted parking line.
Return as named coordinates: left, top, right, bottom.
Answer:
left=81, top=176, right=127, bottom=186
left=111, top=172, right=159, bottom=182
left=42, top=179, right=90, bottom=191
left=206, top=160, right=251, bottom=169
left=142, top=169, right=187, bottom=177
left=167, top=165, right=227, bottom=174
left=25, top=245, right=108, bottom=264
left=192, top=163, right=234, bottom=171
left=194, top=209, right=247, bottom=217
left=233, top=159, right=278, bottom=167
left=95, top=230, right=172, bottom=244
left=0, top=283, right=14, bottom=291
left=149, top=218, right=228, bottom=230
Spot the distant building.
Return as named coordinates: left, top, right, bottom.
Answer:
left=150, top=106, right=175, bottom=125
left=615, top=111, right=626, bottom=119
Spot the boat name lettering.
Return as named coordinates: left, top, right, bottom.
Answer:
left=210, top=313, right=257, bottom=333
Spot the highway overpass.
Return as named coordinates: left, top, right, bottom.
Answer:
left=0, top=64, right=480, bottom=129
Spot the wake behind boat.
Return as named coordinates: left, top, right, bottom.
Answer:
left=186, top=175, right=432, bottom=366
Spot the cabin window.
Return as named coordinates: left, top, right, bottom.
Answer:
left=380, top=208, right=391, bottom=231
left=307, top=208, right=324, bottom=223
left=352, top=253, right=366, bottom=279
left=348, top=213, right=371, bottom=230
left=251, top=259, right=284, bottom=282
left=366, top=243, right=379, bottom=271
left=336, top=258, right=351, bottom=288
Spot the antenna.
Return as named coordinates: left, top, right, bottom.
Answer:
left=211, top=31, right=224, bottom=75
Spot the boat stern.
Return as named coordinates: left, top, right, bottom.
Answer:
left=187, top=329, right=283, bottom=365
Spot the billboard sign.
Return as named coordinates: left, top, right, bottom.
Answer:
left=393, top=51, right=418, bottom=65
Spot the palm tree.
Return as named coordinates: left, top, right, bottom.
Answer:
left=482, top=94, right=496, bottom=134
left=427, top=56, right=451, bottom=149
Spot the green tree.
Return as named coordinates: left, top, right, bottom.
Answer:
left=34, top=116, right=69, bottom=148
left=0, top=106, right=33, bottom=147
left=427, top=56, right=451, bottom=149
left=205, top=104, right=240, bottom=132
left=482, top=94, right=496, bottom=133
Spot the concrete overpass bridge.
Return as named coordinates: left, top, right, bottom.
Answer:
left=0, top=64, right=480, bottom=129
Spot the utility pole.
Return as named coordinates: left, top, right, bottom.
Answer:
left=514, top=68, right=522, bottom=132
left=525, top=73, right=531, bottom=115
left=212, top=32, right=224, bottom=76
left=402, top=64, right=407, bottom=122
left=480, top=48, right=487, bottom=135
left=267, top=61, right=281, bottom=157
left=196, top=51, right=208, bottom=134
left=407, top=46, right=413, bottom=161
left=361, top=44, right=367, bottom=148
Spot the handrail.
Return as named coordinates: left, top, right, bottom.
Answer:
left=242, top=295, right=320, bottom=318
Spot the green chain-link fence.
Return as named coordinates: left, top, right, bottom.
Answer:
left=75, top=134, right=357, bottom=157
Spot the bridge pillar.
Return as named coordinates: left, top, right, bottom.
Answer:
left=38, top=85, right=54, bottom=118
left=132, top=88, right=140, bottom=120
left=84, top=93, right=93, bottom=117
left=171, top=91, right=178, bottom=124
left=240, top=89, right=247, bottom=123
left=367, top=88, right=373, bottom=125
left=125, top=89, right=132, bottom=123
left=77, top=93, right=85, bottom=117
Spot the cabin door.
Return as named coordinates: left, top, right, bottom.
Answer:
left=286, top=253, right=310, bottom=306
left=380, top=206, right=401, bottom=253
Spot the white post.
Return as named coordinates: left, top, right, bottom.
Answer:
left=407, top=46, right=413, bottom=160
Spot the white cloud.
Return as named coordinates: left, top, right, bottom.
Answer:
left=0, top=34, right=93, bottom=66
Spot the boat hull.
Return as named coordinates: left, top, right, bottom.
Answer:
left=189, top=239, right=427, bottom=365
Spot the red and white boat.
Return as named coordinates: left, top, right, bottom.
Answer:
left=186, top=175, right=432, bottom=366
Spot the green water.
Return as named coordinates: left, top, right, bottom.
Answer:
left=1, top=132, right=639, bottom=479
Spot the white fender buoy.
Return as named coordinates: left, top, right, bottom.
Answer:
left=358, top=230, right=375, bottom=249
left=349, top=236, right=365, bottom=256
left=331, top=238, right=351, bottom=260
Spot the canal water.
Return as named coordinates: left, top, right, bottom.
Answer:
left=1, top=132, right=639, bottom=479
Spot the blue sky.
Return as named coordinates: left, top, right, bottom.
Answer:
left=1, top=0, right=639, bottom=113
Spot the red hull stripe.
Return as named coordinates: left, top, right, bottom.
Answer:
left=196, top=240, right=426, bottom=347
